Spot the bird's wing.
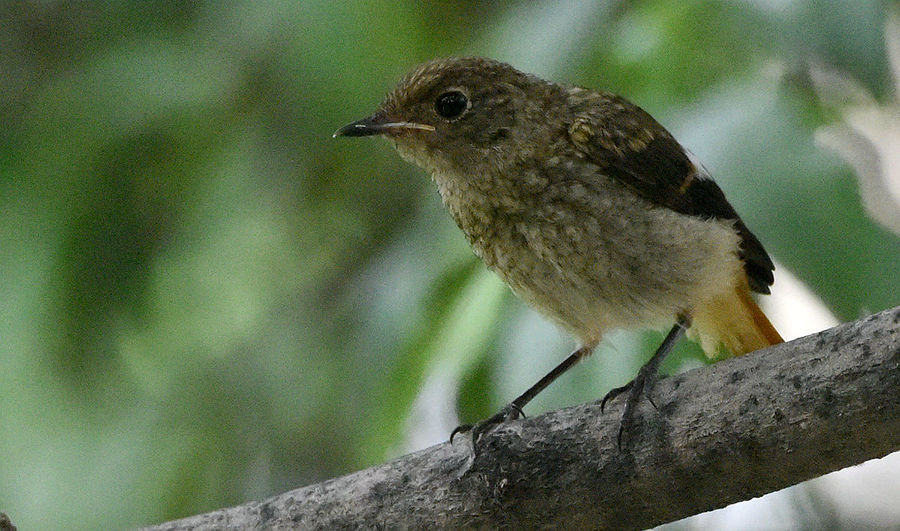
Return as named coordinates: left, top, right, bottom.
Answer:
left=567, top=89, right=775, bottom=293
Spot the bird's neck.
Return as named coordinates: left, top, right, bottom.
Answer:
left=429, top=162, right=536, bottom=267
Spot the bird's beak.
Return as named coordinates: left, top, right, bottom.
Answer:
left=333, top=115, right=435, bottom=138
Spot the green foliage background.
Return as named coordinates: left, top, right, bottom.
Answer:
left=1, top=1, right=897, bottom=528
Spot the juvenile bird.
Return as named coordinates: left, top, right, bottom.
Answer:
left=335, top=57, right=783, bottom=448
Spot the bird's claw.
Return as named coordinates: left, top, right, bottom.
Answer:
left=600, top=381, right=633, bottom=412
left=602, top=366, right=660, bottom=450
left=449, top=424, right=473, bottom=443
left=450, top=403, right=525, bottom=446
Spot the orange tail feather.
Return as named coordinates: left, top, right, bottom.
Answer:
left=735, top=283, right=783, bottom=349
left=690, top=283, right=783, bottom=357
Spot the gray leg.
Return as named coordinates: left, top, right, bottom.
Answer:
left=601, top=314, right=691, bottom=449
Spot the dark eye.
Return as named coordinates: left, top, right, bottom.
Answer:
left=434, top=91, right=468, bottom=119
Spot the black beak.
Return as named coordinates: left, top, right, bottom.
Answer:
left=333, top=115, right=435, bottom=138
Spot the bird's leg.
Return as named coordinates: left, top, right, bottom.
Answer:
left=451, top=344, right=595, bottom=445
left=601, top=314, right=691, bottom=449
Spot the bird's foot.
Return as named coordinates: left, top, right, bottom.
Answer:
left=601, top=365, right=660, bottom=450
left=450, top=403, right=525, bottom=450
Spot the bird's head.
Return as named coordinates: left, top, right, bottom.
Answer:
left=334, top=57, right=562, bottom=177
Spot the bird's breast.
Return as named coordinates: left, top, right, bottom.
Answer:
left=429, top=160, right=745, bottom=342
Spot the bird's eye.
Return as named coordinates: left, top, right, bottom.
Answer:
left=434, top=91, right=468, bottom=120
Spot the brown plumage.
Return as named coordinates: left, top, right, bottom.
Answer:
left=336, top=56, right=783, bottom=445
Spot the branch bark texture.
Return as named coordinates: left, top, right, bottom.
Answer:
left=147, top=306, right=900, bottom=530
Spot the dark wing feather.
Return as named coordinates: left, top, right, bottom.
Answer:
left=567, top=90, right=774, bottom=293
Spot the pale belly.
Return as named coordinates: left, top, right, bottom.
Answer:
left=438, top=168, right=744, bottom=346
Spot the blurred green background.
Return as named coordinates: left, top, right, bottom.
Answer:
left=1, top=1, right=898, bottom=529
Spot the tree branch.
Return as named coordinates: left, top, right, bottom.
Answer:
left=146, top=306, right=900, bottom=530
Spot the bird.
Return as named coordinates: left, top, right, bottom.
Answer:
left=334, top=56, right=783, bottom=448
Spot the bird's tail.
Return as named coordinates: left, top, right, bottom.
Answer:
left=689, top=282, right=783, bottom=357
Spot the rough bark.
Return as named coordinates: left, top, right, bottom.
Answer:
left=145, top=306, right=900, bottom=530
